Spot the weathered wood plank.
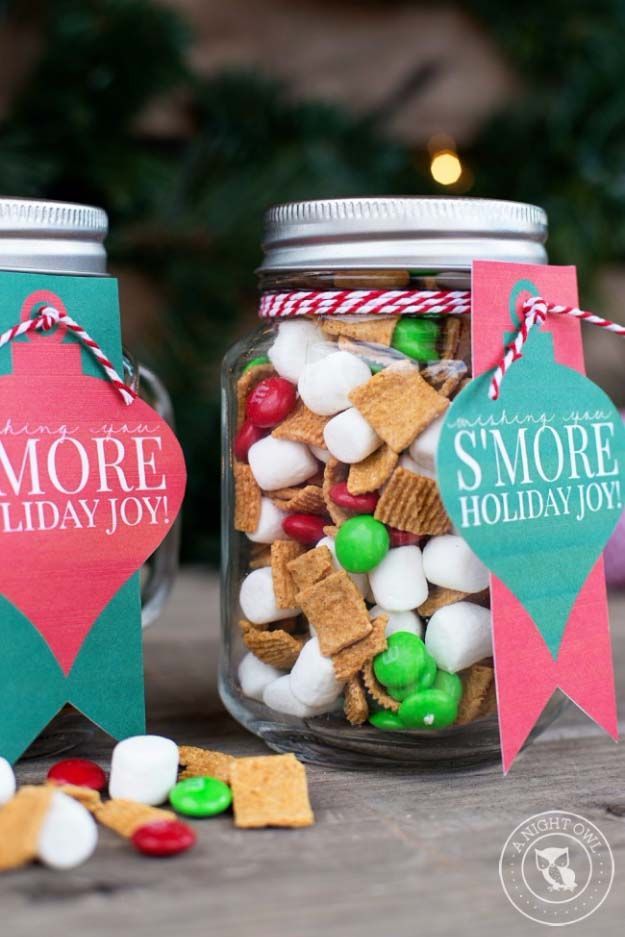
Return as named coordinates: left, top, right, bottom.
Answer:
left=3, top=572, right=625, bottom=937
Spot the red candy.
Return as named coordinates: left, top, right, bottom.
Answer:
left=388, top=527, right=422, bottom=548
left=283, top=513, right=327, bottom=546
left=47, top=758, right=107, bottom=792
left=329, top=482, right=379, bottom=514
left=246, top=377, right=297, bottom=428
left=132, top=819, right=197, bottom=858
left=234, top=420, right=265, bottom=462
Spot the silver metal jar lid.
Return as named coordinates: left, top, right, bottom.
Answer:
left=0, top=197, right=108, bottom=275
left=259, top=196, right=548, bottom=271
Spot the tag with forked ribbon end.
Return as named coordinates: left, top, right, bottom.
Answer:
left=437, top=261, right=623, bottom=772
left=0, top=271, right=186, bottom=763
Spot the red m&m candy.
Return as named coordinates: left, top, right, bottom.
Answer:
left=388, top=527, right=422, bottom=548
left=246, top=377, right=297, bottom=428
left=234, top=420, right=265, bottom=462
left=283, top=513, right=327, bottom=546
left=132, top=819, right=196, bottom=857
left=329, top=482, right=379, bottom=514
left=47, top=758, right=107, bottom=791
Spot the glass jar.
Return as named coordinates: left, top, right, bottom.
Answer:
left=221, top=197, right=565, bottom=768
left=0, top=197, right=179, bottom=757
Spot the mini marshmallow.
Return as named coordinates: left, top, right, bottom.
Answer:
left=109, top=735, right=179, bottom=806
left=310, top=444, right=331, bottom=463
left=368, top=546, right=428, bottom=611
left=263, top=675, right=331, bottom=718
left=238, top=652, right=283, bottom=702
left=369, top=605, right=423, bottom=638
left=425, top=601, right=492, bottom=673
left=399, top=452, right=436, bottom=479
left=246, top=497, right=288, bottom=543
left=422, top=534, right=489, bottom=593
left=248, top=436, right=317, bottom=491
left=408, top=414, right=445, bottom=473
left=267, top=319, right=326, bottom=382
left=289, top=637, right=345, bottom=708
left=323, top=407, right=381, bottom=464
left=239, top=566, right=300, bottom=625
left=38, top=791, right=98, bottom=870
left=0, top=757, right=16, bottom=805
left=318, top=535, right=368, bottom=597
left=298, top=351, right=371, bottom=416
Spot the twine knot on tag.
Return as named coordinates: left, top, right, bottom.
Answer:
left=490, top=296, right=625, bottom=400
left=0, top=303, right=136, bottom=405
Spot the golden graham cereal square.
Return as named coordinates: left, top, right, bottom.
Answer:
left=231, top=753, right=314, bottom=829
left=234, top=462, right=261, bottom=533
left=271, top=400, right=328, bottom=447
left=271, top=540, right=305, bottom=608
left=297, top=570, right=372, bottom=656
left=374, top=467, right=451, bottom=535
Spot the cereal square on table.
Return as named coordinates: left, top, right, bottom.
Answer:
left=231, top=753, right=314, bottom=828
left=348, top=364, right=449, bottom=453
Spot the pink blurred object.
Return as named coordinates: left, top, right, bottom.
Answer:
left=604, top=410, right=625, bottom=588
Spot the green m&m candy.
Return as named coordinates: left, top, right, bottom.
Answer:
left=391, top=318, right=440, bottom=362
left=373, top=632, right=426, bottom=688
left=368, top=710, right=405, bottom=730
left=418, top=651, right=438, bottom=689
left=335, top=515, right=389, bottom=573
left=398, top=688, right=458, bottom=729
left=432, top=670, right=463, bottom=704
left=388, top=682, right=419, bottom=702
left=169, top=776, right=232, bottom=817
left=243, top=355, right=270, bottom=373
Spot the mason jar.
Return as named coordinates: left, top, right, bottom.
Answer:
left=0, top=196, right=179, bottom=756
left=220, top=197, right=565, bottom=768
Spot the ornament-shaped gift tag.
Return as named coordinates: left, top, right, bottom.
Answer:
left=437, top=262, right=623, bottom=771
left=0, top=273, right=186, bottom=762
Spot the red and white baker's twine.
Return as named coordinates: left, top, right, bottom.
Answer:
left=259, top=289, right=472, bottom=318
left=0, top=305, right=136, bottom=405
left=489, top=296, right=625, bottom=400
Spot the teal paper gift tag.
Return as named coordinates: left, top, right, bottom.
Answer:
left=0, top=270, right=186, bottom=763
left=438, top=326, right=625, bottom=657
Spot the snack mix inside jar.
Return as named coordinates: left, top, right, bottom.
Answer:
left=221, top=197, right=565, bottom=768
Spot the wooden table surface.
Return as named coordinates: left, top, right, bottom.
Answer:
left=5, top=570, right=625, bottom=937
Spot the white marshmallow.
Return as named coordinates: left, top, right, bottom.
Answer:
left=38, top=791, right=98, bottom=870
left=422, top=535, right=489, bottom=593
left=369, top=605, right=423, bottom=638
left=399, top=452, right=436, bottom=479
left=263, top=675, right=331, bottom=718
left=0, top=757, right=16, bottom=805
left=298, top=351, right=371, bottom=415
left=310, top=444, right=331, bottom=463
left=248, top=436, right=317, bottom=491
left=425, top=601, right=492, bottom=673
left=289, top=637, right=344, bottom=708
left=109, top=735, right=179, bottom=805
left=409, top=414, right=445, bottom=473
left=246, top=497, right=287, bottom=543
left=368, top=546, right=428, bottom=611
left=267, top=319, right=325, bottom=382
left=318, top=536, right=368, bottom=597
left=239, top=566, right=299, bottom=625
left=323, top=407, right=381, bottom=463
left=238, top=653, right=283, bottom=702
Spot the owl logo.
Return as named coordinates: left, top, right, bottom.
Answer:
left=535, top=847, right=578, bottom=892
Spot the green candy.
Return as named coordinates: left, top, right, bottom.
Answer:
left=368, top=710, right=405, bottom=730
left=398, top=688, right=458, bottom=729
left=418, top=651, right=438, bottom=689
left=243, top=355, right=270, bottom=373
left=387, top=682, right=419, bottom=702
left=373, top=632, right=427, bottom=688
left=335, top=515, right=389, bottom=573
left=169, top=776, right=233, bottom=817
left=391, top=318, right=440, bottom=362
left=432, top=670, right=463, bottom=704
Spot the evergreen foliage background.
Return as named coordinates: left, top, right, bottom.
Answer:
left=1, top=0, right=623, bottom=562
